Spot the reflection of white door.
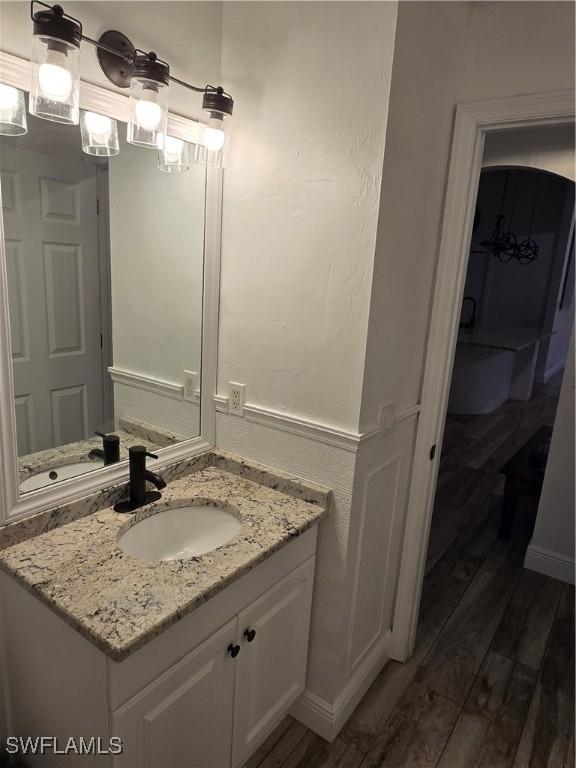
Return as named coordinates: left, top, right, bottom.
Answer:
left=1, top=146, right=104, bottom=455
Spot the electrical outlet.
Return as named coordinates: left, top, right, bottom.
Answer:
left=378, top=402, right=395, bottom=431
left=184, top=371, right=199, bottom=403
left=228, top=382, right=246, bottom=415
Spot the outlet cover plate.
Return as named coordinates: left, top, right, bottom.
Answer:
left=228, top=382, right=246, bottom=415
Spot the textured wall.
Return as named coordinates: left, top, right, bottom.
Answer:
left=219, top=1, right=398, bottom=432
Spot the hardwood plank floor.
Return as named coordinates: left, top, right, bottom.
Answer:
left=438, top=652, right=537, bottom=768
left=360, top=682, right=460, bottom=768
left=416, top=541, right=525, bottom=704
left=248, top=377, right=572, bottom=768
left=491, top=569, right=563, bottom=670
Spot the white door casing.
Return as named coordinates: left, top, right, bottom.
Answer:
left=1, top=145, right=103, bottom=455
left=391, top=91, right=576, bottom=661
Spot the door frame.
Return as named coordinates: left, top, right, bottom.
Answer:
left=391, top=90, right=575, bottom=660
left=96, top=165, right=114, bottom=430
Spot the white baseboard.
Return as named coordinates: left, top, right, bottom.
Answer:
left=525, top=544, right=575, bottom=585
left=541, top=359, right=566, bottom=383
left=290, top=630, right=391, bottom=741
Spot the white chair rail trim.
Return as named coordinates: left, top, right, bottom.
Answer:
left=214, top=395, right=420, bottom=453
left=109, top=366, right=187, bottom=402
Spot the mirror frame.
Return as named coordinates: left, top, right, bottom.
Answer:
left=0, top=50, right=221, bottom=524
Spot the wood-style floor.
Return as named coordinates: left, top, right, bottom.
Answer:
left=247, top=374, right=574, bottom=768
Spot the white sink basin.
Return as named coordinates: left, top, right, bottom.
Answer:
left=20, top=460, right=105, bottom=493
left=118, top=505, right=242, bottom=561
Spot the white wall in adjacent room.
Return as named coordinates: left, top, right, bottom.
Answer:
left=468, top=170, right=571, bottom=333
left=526, top=328, right=575, bottom=584
left=483, top=125, right=575, bottom=182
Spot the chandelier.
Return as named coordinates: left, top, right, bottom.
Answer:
left=471, top=169, right=540, bottom=266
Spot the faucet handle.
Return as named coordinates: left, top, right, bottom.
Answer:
left=128, top=445, right=158, bottom=461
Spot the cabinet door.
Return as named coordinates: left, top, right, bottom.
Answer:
left=113, top=618, right=237, bottom=768
left=232, top=558, right=315, bottom=768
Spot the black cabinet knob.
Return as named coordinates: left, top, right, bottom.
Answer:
left=243, top=628, right=256, bottom=643
left=227, top=643, right=241, bottom=658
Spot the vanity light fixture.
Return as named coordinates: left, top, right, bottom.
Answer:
left=158, top=136, right=190, bottom=173
left=25, top=1, right=234, bottom=165
left=127, top=52, right=169, bottom=149
left=80, top=110, right=119, bottom=156
left=0, top=84, right=27, bottom=135
left=198, top=87, right=233, bottom=164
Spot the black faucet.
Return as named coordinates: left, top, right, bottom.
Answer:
left=114, top=446, right=167, bottom=513
left=88, top=431, right=120, bottom=465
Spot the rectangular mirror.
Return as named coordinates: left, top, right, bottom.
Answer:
left=0, top=106, right=206, bottom=494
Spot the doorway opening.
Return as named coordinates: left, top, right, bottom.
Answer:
left=402, top=124, right=574, bottom=763
left=427, top=164, right=574, bottom=571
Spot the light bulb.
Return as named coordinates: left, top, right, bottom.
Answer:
left=134, top=99, right=162, bottom=132
left=84, top=112, right=112, bottom=139
left=164, top=136, right=184, bottom=154
left=0, top=84, right=19, bottom=111
left=202, top=124, right=225, bottom=152
left=158, top=136, right=190, bottom=173
left=38, top=61, right=72, bottom=102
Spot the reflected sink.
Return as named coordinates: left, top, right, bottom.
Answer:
left=20, top=460, right=105, bottom=493
left=118, top=505, right=242, bottom=561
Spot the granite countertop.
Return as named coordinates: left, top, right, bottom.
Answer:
left=0, top=464, right=329, bottom=661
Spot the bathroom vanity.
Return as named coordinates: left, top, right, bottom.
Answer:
left=0, top=453, right=330, bottom=768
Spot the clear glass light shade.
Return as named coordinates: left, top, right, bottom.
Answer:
left=30, top=35, right=80, bottom=124
left=198, top=113, right=232, bottom=168
left=80, top=111, right=119, bottom=156
left=158, top=136, right=190, bottom=173
left=127, top=78, right=168, bottom=149
left=0, top=84, right=27, bottom=135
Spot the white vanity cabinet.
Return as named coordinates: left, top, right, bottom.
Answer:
left=112, top=559, right=315, bottom=768
left=232, top=563, right=315, bottom=767
left=1, top=527, right=318, bottom=768
left=113, top=619, right=237, bottom=768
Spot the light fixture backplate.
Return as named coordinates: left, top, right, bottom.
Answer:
left=96, top=30, right=135, bottom=88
